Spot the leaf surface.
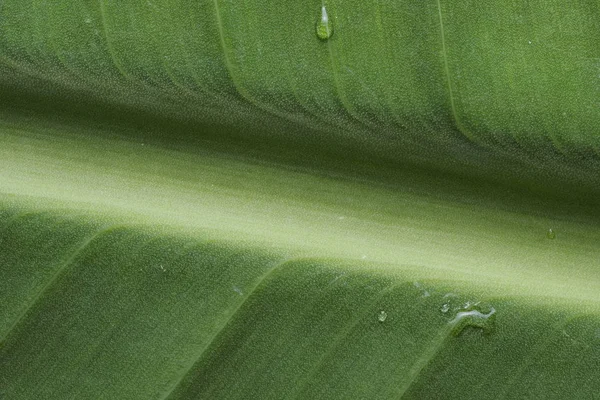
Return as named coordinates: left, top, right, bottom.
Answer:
left=1, top=0, right=600, bottom=399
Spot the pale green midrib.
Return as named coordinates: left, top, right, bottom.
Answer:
left=288, top=281, right=401, bottom=400
left=2, top=165, right=600, bottom=303
left=0, top=225, right=116, bottom=345
left=158, top=254, right=303, bottom=400
left=2, top=128, right=600, bottom=303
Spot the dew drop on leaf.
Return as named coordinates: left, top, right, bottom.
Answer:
left=440, top=293, right=459, bottom=314
left=316, top=6, right=333, bottom=40
left=449, top=302, right=496, bottom=336
left=378, top=310, right=387, bottom=322
left=546, top=228, right=556, bottom=239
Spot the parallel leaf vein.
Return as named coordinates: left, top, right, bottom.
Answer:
left=0, top=225, right=115, bottom=345
left=435, top=0, right=473, bottom=142
left=159, top=255, right=302, bottom=400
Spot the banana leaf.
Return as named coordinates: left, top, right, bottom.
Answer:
left=1, top=1, right=599, bottom=398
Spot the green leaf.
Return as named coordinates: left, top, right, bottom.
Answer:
left=1, top=0, right=600, bottom=399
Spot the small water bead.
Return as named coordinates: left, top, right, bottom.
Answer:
left=547, top=228, right=556, bottom=240
left=378, top=310, right=387, bottom=322
left=233, top=286, right=243, bottom=296
left=316, top=6, right=334, bottom=40
left=439, top=293, right=460, bottom=314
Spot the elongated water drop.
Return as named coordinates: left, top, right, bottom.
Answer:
left=316, top=6, right=333, bottom=40
left=378, top=310, right=387, bottom=322
left=547, top=228, right=556, bottom=239
left=449, top=303, right=496, bottom=336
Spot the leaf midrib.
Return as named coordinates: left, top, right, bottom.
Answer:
left=2, top=127, right=600, bottom=304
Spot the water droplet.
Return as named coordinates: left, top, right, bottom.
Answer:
left=449, top=303, right=496, bottom=336
left=316, top=6, right=333, bottom=40
left=547, top=228, right=556, bottom=239
left=440, top=293, right=460, bottom=314
left=378, top=310, right=387, bottom=322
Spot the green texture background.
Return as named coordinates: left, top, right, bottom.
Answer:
left=1, top=0, right=600, bottom=398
